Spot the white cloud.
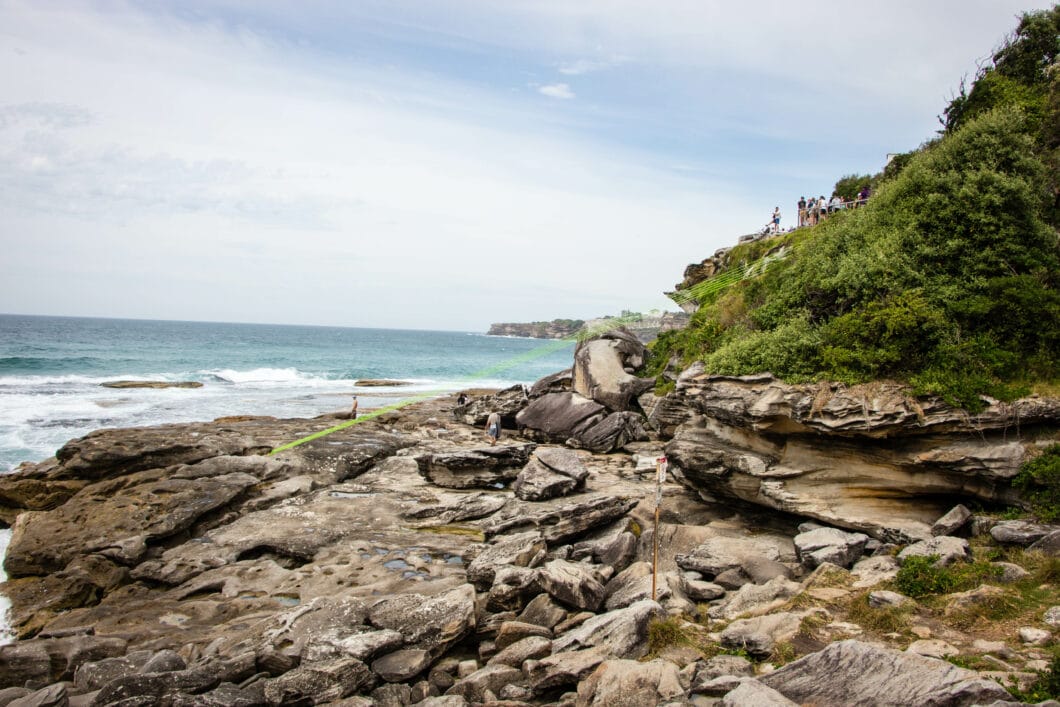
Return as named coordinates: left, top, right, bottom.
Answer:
left=558, top=58, right=621, bottom=75
left=538, top=82, right=575, bottom=99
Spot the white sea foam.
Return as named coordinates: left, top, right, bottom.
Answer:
left=0, top=528, right=13, bottom=646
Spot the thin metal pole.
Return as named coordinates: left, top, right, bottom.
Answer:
left=652, top=455, right=666, bottom=601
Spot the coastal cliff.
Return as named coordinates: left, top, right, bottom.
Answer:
left=489, top=312, right=689, bottom=343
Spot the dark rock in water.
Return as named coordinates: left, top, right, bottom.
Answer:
left=758, top=639, right=1012, bottom=706
left=572, top=328, right=654, bottom=412
left=100, top=380, right=203, bottom=389
left=355, top=379, right=413, bottom=386
left=414, top=444, right=536, bottom=489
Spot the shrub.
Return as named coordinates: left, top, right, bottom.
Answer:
left=894, top=556, right=957, bottom=597
left=1013, top=444, right=1060, bottom=522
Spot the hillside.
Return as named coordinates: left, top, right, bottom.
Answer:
left=650, top=6, right=1060, bottom=411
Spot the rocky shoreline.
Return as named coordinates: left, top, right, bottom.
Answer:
left=1, top=327, right=1059, bottom=706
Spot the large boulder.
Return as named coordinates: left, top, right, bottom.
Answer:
left=538, top=559, right=607, bottom=611
left=793, top=527, right=869, bottom=569
left=481, top=493, right=638, bottom=544
left=675, top=533, right=796, bottom=579
left=0, top=635, right=128, bottom=686
left=759, top=639, right=1012, bottom=706
left=897, top=536, right=972, bottom=567
left=465, top=531, right=547, bottom=589
left=663, top=372, right=1060, bottom=542
left=572, top=328, right=654, bottom=412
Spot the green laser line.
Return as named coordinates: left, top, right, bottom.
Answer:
left=268, top=312, right=648, bottom=455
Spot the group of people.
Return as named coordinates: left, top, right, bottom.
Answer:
left=767, top=186, right=872, bottom=234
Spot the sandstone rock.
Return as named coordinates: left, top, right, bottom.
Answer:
left=719, top=612, right=801, bottom=659
left=487, top=635, right=551, bottom=667
left=868, top=590, right=912, bottom=608
left=693, top=655, right=755, bottom=683
left=371, top=649, right=431, bottom=682
left=465, top=532, right=546, bottom=589
left=1029, top=529, right=1060, bottom=555
left=906, top=639, right=958, bottom=659
left=413, top=444, right=536, bottom=489
left=990, top=520, right=1056, bottom=546
left=931, top=504, right=972, bottom=536
left=140, top=649, right=186, bottom=675
left=576, top=658, right=686, bottom=707
left=512, top=456, right=583, bottom=501
left=515, top=393, right=608, bottom=443
left=446, top=664, right=523, bottom=702
left=675, top=533, right=796, bottom=578
left=481, top=493, right=638, bottom=545
left=1019, top=627, right=1052, bottom=645
left=526, top=648, right=608, bottom=694
left=367, top=584, right=476, bottom=660
left=759, top=639, right=1012, bottom=706
left=569, top=411, right=650, bottom=453
left=486, top=565, right=542, bottom=612
left=661, top=375, right=1059, bottom=542
left=529, top=369, right=573, bottom=398
left=720, top=680, right=798, bottom=707
left=92, top=667, right=221, bottom=705
left=709, top=576, right=800, bottom=621
left=713, top=568, right=751, bottom=590
left=518, top=594, right=567, bottom=630
left=551, top=600, right=665, bottom=659
left=681, top=577, right=726, bottom=602
left=371, top=682, right=412, bottom=707
left=454, top=384, right=528, bottom=426
left=262, top=658, right=373, bottom=705
left=897, top=536, right=972, bottom=567
left=403, top=492, right=508, bottom=525
left=73, top=650, right=154, bottom=692
left=602, top=562, right=671, bottom=611
left=851, top=555, right=900, bottom=589
left=1044, top=606, right=1060, bottom=628
left=538, top=559, right=607, bottom=612
left=993, top=561, right=1031, bottom=583
left=740, top=556, right=794, bottom=584
left=8, top=683, right=69, bottom=707
left=5, top=466, right=259, bottom=576
left=793, top=527, right=869, bottom=569
left=572, top=328, right=654, bottom=412
left=0, top=636, right=127, bottom=686
left=494, top=621, right=551, bottom=651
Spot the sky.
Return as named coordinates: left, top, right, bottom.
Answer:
left=0, top=1, right=1053, bottom=331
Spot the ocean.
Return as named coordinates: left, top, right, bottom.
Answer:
left=0, top=314, right=577, bottom=473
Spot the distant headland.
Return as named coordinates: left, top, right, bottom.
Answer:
left=488, top=311, right=689, bottom=342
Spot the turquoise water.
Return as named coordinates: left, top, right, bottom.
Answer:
left=0, top=314, right=575, bottom=471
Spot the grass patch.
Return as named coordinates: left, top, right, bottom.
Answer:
left=894, top=555, right=1003, bottom=598
left=846, top=592, right=914, bottom=635
left=945, top=589, right=1023, bottom=630
left=645, top=616, right=716, bottom=659
left=770, top=640, right=797, bottom=665
left=1007, top=652, right=1060, bottom=703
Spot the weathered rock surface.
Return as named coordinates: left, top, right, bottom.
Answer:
left=551, top=600, right=665, bottom=659
left=664, top=373, right=1060, bottom=542
left=572, top=328, right=654, bottom=412
left=897, top=536, right=972, bottom=567
left=759, top=639, right=1013, bottom=706
left=414, top=444, right=536, bottom=489
left=512, top=448, right=589, bottom=501
left=537, top=559, right=607, bottom=612
left=452, top=384, right=528, bottom=427
left=793, top=527, right=869, bottom=569
left=576, top=658, right=686, bottom=706
left=515, top=393, right=648, bottom=453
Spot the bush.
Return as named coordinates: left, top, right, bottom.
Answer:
left=1013, top=444, right=1060, bottom=522
left=894, top=555, right=1003, bottom=597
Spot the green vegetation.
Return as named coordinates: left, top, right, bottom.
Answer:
left=1013, top=444, right=1060, bottom=521
left=846, top=592, right=914, bottom=634
left=1009, top=653, right=1060, bottom=703
left=894, top=555, right=1003, bottom=597
left=652, top=7, right=1060, bottom=410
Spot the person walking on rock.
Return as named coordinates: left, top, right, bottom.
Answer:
left=350, top=395, right=359, bottom=419
left=771, top=207, right=781, bottom=234
left=485, top=411, right=502, bottom=446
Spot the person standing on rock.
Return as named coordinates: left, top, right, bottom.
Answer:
left=350, top=395, right=358, bottom=419
left=485, top=411, right=502, bottom=446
